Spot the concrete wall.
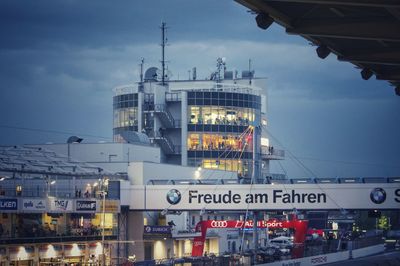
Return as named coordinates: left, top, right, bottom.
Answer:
left=261, top=250, right=349, bottom=266
left=259, top=244, right=385, bottom=266
left=28, top=143, right=161, bottom=173
left=127, top=211, right=145, bottom=261
left=127, top=161, right=236, bottom=185
left=351, top=244, right=385, bottom=259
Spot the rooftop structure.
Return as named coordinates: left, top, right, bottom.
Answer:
left=0, top=145, right=109, bottom=177
left=113, top=59, right=284, bottom=180
left=235, top=0, right=400, bottom=95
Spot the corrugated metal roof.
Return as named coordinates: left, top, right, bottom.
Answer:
left=0, top=145, right=110, bottom=176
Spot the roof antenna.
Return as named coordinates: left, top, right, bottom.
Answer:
left=139, top=58, right=144, bottom=83
left=139, top=58, right=145, bottom=91
left=248, top=58, right=252, bottom=85
left=160, top=22, right=168, bottom=86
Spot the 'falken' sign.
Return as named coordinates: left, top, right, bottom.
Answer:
left=0, top=198, right=18, bottom=211
left=76, top=200, right=97, bottom=212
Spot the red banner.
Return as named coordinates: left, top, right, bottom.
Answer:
left=191, top=218, right=308, bottom=258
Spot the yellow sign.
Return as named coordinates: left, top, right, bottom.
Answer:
left=100, top=200, right=120, bottom=213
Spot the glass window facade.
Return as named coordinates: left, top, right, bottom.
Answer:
left=0, top=212, right=117, bottom=240
left=189, top=106, right=255, bottom=125
left=187, top=91, right=261, bottom=177
left=188, top=133, right=252, bottom=152
left=113, top=93, right=139, bottom=141
left=113, top=107, right=138, bottom=128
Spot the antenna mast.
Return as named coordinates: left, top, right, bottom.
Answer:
left=138, top=58, right=145, bottom=92
left=160, top=22, right=168, bottom=86
left=248, top=58, right=252, bottom=85
left=140, top=58, right=144, bottom=83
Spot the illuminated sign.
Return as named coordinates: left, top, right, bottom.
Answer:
left=130, top=184, right=400, bottom=211
left=49, top=199, right=73, bottom=212
left=22, top=199, right=46, bottom=211
left=76, top=200, right=97, bottom=212
left=0, top=198, right=17, bottom=211
left=188, top=189, right=327, bottom=204
left=100, top=200, right=120, bottom=213
left=143, top=226, right=171, bottom=234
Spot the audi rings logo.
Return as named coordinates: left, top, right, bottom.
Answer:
left=210, top=221, right=228, bottom=228
left=370, top=188, right=386, bottom=204
left=166, top=189, right=181, bottom=205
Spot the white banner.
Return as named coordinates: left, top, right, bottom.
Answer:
left=129, top=184, right=400, bottom=211
left=22, top=199, right=47, bottom=211
left=49, top=198, right=73, bottom=212
left=75, top=200, right=98, bottom=212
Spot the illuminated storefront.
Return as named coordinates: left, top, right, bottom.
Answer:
left=0, top=197, right=119, bottom=265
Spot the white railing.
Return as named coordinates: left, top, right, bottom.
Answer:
left=169, top=81, right=262, bottom=96
left=261, top=146, right=285, bottom=158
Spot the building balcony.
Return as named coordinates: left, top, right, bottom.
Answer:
left=260, top=146, right=285, bottom=160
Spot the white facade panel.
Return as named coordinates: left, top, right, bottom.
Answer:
left=28, top=143, right=160, bottom=173
left=127, top=161, right=234, bottom=185
left=130, top=184, right=400, bottom=210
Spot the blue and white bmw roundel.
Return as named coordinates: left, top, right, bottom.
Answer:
left=370, top=188, right=386, bottom=204
left=166, top=189, right=182, bottom=205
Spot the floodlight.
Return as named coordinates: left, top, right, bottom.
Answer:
left=361, top=68, right=373, bottom=80
left=316, top=45, right=330, bottom=59
left=255, top=13, right=274, bottom=30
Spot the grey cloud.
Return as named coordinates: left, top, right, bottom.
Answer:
left=0, top=0, right=398, bottom=178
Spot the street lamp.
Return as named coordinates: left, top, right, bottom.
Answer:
left=46, top=176, right=56, bottom=197
left=101, top=177, right=109, bottom=266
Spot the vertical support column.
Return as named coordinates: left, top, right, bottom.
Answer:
left=5, top=246, right=10, bottom=266
left=254, top=126, right=261, bottom=181
left=62, top=244, right=65, bottom=263
left=252, top=211, right=258, bottom=264
left=181, top=91, right=188, bottom=166
left=32, top=245, right=39, bottom=266
left=138, top=92, right=144, bottom=133
left=127, top=211, right=145, bottom=261
left=84, top=243, right=89, bottom=264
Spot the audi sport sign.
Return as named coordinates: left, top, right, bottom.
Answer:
left=207, top=220, right=288, bottom=229
left=128, top=184, right=400, bottom=211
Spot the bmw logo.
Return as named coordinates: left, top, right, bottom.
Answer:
left=166, top=189, right=181, bottom=205
left=370, top=188, right=386, bottom=204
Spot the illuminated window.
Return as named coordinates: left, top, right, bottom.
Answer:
left=113, top=107, right=138, bottom=128
left=16, top=185, right=22, bottom=196
left=188, top=134, right=200, bottom=150
left=189, top=106, right=200, bottom=124
left=203, top=107, right=211, bottom=124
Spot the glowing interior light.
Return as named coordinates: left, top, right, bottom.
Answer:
left=17, top=246, right=29, bottom=260
left=46, top=244, right=57, bottom=258
left=261, top=138, right=269, bottom=146
left=71, top=243, right=81, bottom=256
left=94, top=242, right=102, bottom=256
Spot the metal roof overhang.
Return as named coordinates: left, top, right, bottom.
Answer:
left=235, top=0, right=400, bottom=95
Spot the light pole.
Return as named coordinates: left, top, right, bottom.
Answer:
left=101, top=177, right=109, bottom=266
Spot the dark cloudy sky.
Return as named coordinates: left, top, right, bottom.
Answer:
left=0, top=0, right=399, bottom=178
